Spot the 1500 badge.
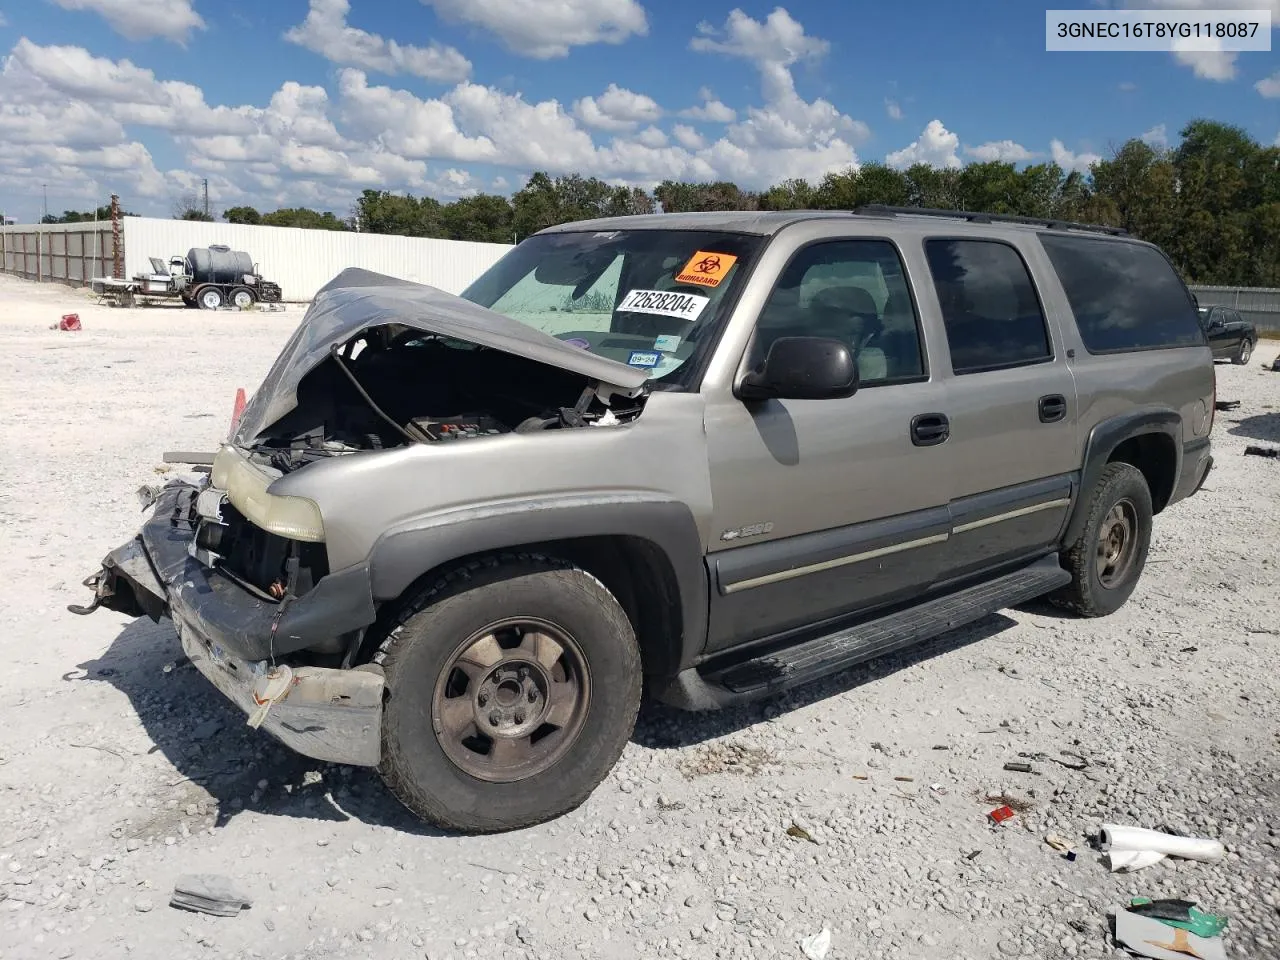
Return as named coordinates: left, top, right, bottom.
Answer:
left=720, top=522, right=774, bottom=541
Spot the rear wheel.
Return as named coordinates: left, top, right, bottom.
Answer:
left=196, top=286, right=224, bottom=310
left=1050, top=462, right=1153, bottom=617
left=1234, top=338, right=1253, bottom=365
left=375, top=554, right=641, bottom=833
left=229, top=287, right=255, bottom=309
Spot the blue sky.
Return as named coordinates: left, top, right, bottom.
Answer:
left=0, top=0, right=1276, bottom=221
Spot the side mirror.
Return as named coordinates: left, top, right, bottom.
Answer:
left=738, top=336, right=859, bottom=402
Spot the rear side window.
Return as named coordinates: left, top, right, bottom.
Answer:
left=1039, top=235, right=1204, bottom=353
left=924, top=239, right=1052, bottom=375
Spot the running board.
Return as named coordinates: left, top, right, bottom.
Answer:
left=683, top=556, right=1069, bottom=705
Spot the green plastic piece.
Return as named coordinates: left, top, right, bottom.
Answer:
left=1128, top=899, right=1229, bottom=939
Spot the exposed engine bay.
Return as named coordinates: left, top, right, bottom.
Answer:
left=247, top=324, right=646, bottom=472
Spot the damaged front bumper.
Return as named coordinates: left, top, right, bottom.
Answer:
left=75, top=483, right=384, bottom=767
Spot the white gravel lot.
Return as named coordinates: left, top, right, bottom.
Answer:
left=0, top=273, right=1277, bottom=960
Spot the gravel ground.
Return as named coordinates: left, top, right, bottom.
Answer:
left=0, top=274, right=1277, bottom=960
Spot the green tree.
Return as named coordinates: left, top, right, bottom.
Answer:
left=223, top=206, right=262, bottom=225
left=441, top=194, right=515, bottom=243
left=354, top=190, right=446, bottom=237
left=260, top=207, right=348, bottom=230
left=41, top=204, right=136, bottom=223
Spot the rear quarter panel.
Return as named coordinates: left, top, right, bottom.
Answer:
left=1023, top=235, right=1215, bottom=447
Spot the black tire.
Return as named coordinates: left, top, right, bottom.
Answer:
left=1233, top=338, right=1254, bottom=365
left=229, top=287, right=255, bottom=309
left=375, top=553, right=641, bottom=833
left=196, top=286, right=224, bottom=310
left=1050, top=462, right=1153, bottom=617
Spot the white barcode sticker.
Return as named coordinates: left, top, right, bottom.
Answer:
left=617, top=289, right=709, bottom=322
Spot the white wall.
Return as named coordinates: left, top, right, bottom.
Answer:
left=121, top=217, right=512, bottom=301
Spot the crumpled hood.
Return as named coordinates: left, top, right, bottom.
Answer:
left=233, top=267, right=650, bottom=444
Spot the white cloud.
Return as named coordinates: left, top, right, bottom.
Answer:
left=50, top=0, right=205, bottom=44
left=634, top=125, right=668, bottom=148
left=1140, top=123, right=1169, bottom=148
left=421, top=0, right=648, bottom=59
left=964, top=140, right=1037, bottom=162
left=1173, top=46, right=1237, bottom=81
left=1050, top=139, right=1102, bottom=173
left=6, top=39, right=261, bottom=136
left=446, top=81, right=601, bottom=169
left=284, top=0, right=471, bottom=83
left=692, top=7, right=829, bottom=101
left=573, top=83, right=661, bottom=131
left=336, top=69, right=496, bottom=162
left=1115, top=1, right=1280, bottom=79
left=686, top=10, right=863, bottom=181
left=679, top=87, right=736, bottom=123
left=887, top=120, right=961, bottom=169
left=1257, top=70, right=1280, bottom=97
left=672, top=124, right=705, bottom=150
left=885, top=98, right=903, bottom=121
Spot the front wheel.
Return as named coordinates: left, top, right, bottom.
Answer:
left=375, top=554, right=641, bottom=833
left=1050, top=462, right=1153, bottom=617
left=1234, top=338, right=1253, bottom=365
left=196, top=286, right=224, bottom=310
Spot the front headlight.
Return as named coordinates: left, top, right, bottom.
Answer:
left=211, top=446, right=325, bottom=543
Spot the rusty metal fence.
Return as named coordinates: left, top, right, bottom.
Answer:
left=1188, top=285, right=1280, bottom=336
left=0, top=222, right=116, bottom=288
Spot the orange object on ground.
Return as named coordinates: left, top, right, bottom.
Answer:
left=58, top=314, right=82, bottom=331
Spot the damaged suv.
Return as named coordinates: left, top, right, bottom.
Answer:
left=75, top=207, right=1215, bottom=832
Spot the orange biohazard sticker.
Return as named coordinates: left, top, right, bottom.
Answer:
left=676, top=251, right=738, bottom=288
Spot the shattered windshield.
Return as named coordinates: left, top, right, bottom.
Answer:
left=460, top=229, right=763, bottom=389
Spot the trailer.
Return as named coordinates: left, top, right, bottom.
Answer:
left=91, top=245, right=283, bottom=309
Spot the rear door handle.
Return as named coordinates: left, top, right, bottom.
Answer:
left=1038, top=394, right=1067, bottom=423
left=910, top=412, right=950, bottom=447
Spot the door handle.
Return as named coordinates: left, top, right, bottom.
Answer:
left=910, top=412, right=950, bottom=447
left=1038, top=394, right=1067, bottom=423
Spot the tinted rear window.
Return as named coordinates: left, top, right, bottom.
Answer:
left=1039, top=235, right=1204, bottom=353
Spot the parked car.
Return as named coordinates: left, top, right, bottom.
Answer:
left=1197, top=304, right=1256, bottom=364
left=73, top=207, right=1215, bottom=833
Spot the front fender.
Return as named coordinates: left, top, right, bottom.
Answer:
left=368, top=492, right=709, bottom=666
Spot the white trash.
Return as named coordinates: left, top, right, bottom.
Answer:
left=800, top=926, right=831, bottom=960
left=1100, top=824, right=1225, bottom=872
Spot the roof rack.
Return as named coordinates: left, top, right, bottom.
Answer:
left=852, top=205, right=1128, bottom=237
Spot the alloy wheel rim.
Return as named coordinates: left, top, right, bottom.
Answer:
left=431, top=618, right=591, bottom=783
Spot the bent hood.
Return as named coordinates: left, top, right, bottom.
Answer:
left=233, top=267, right=650, bottom=444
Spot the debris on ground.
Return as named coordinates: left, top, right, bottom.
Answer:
left=983, top=792, right=1035, bottom=813
left=1244, top=445, right=1280, bottom=459
left=1214, top=399, right=1241, bottom=411
left=1100, top=824, right=1225, bottom=873
left=1004, top=761, right=1035, bottom=773
left=988, top=804, right=1017, bottom=824
left=1114, top=903, right=1229, bottom=960
left=52, top=313, right=82, bottom=331
left=786, top=823, right=816, bottom=843
left=1045, top=834, right=1077, bottom=861
left=169, top=874, right=252, bottom=917
left=1128, top=899, right=1229, bottom=939
left=800, top=926, right=832, bottom=960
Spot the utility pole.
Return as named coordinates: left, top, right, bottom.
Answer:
left=202, top=178, right=209, bottom=218
left=42, top=184, right=48, bottom=222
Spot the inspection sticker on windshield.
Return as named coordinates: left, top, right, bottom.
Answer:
left=617, top=288, right=709, bottom=322
left=676, top=251, right=738, bottom=288
left=627, top=350, right=662, bottom=368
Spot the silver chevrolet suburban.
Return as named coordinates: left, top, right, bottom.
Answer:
left=74, top=206, right=1216, bottom=832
